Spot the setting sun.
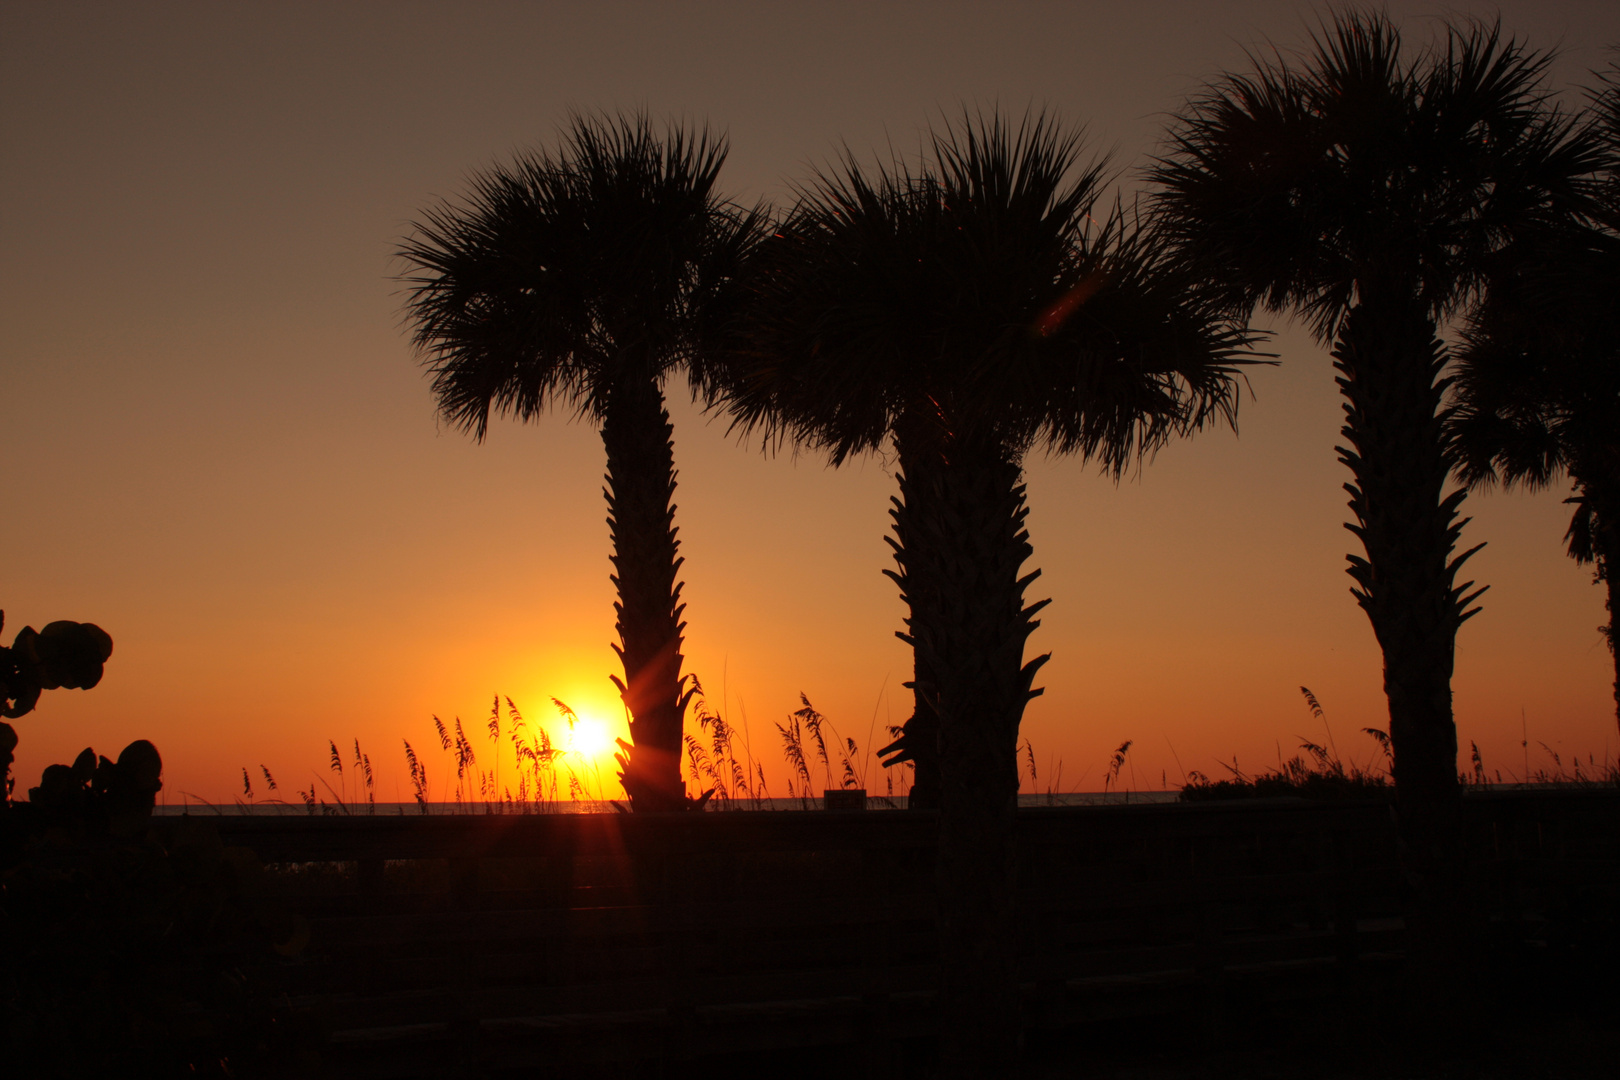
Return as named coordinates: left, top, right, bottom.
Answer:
left=564, top=715, right=613, bottom=758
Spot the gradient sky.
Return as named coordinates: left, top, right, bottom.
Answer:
left=4, top=1, right=1618, bottom=805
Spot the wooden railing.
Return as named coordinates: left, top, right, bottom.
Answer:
left=179, top=790, right=1618, bottom=1076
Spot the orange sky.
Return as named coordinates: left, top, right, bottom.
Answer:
left=4, top=1, right=1618, bottom=805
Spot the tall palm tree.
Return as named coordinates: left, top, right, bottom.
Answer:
left=1149, top=13, right=1601, bottom=977
left=725, top=112, right=1256, bottom=1073
left=398, top=114, right=763, bottom=812
left=1449, top=65, right=1620, bottom=734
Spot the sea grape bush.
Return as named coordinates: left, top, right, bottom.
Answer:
left=1, top=608, right=115, bottom=806
left=25, top=739, right=164, bottom=835
left=0, top=610, right=114, bottom=719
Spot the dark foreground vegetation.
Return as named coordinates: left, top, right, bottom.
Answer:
left=6, top=774, right=1617, bottom=1078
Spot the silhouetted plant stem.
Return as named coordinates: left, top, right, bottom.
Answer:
left=1578, top=483, right=1620, bottom=735
left=1608, top=556, right=1619, bottom=737
left=1334, top=292, right=1483, bottom=996
left=880, top=436, right=943, bottom=809
left=1338, top=295, right=1482, bottom=804
left=603, top=375, right=693, bottom=812
left=896, top=441, right=1049, bottom=1075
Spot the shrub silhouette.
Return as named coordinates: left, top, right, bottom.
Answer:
left=0, top=610, right=113, bottom=719
left=2, top=609, right=115, bottom=806
left=25, top=739, right=163, bottom=836
left=4, top=739, right=316, bottom=1075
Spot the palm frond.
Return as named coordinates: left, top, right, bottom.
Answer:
left=1446, top=196, right=1619, bottom=567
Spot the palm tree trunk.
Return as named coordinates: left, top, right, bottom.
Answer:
left=1563, top=479, right=1618, bottom=736
left=1607, top=560, right=1619, bottom=738
left=893, top=440, right=1050, bottom=1075
left=601, top=376, right=692, bottom=812
left=883, top=441, right=942, bottom=809
left=1592, top=495, right=1620, bottom=737
left=1333, top=295, right=1483, bottom=999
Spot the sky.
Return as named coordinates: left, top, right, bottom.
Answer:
left=4, top=0, right=1618, bottom=806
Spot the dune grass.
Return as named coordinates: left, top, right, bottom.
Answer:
left=225, top=681, right=1615, bottom=814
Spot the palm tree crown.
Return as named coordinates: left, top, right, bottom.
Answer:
left=731, top=114, right=1249, bottom=469
left=1152, top=13, right=1597, bottom=338
left=399, top=113, right=763, bottom=811
left=401, top=116, right=752, bottom=430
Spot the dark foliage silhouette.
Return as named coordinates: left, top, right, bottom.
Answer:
left=398, top=113, right=765, bottom=811
left=1, top=609, right=114, bottom=805
left=724, top=110, right=1257, bottom=1074
left=1448, top=63, right=1620, bottom=734
left=0, top=610, right=113, bottom=719
left=1150, top=10, right=1604, bottom=1001
left=1182, top=687, right=1393, bottom=800
left=3, top=740, right=315, bottom=1077
left=25, top=739, right=162, bottom=832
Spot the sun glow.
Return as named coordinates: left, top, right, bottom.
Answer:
left=565, top=715, right=613, bottom=758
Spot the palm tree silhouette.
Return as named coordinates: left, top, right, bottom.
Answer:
left=1449, top=65, right=1620, bottom=734
left=725, top=111, right=1256, bottom=1072
left=398, top=114, right=763, bottom=812
left=1149, top=14, right=1601, bottom=977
